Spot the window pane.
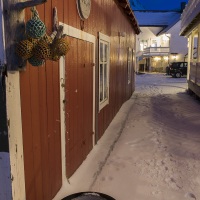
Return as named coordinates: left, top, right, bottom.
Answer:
left=128, top=62, right=131, bottom=84
left=98, top=33, right=110, bottom=109
left=128, top=49, right=132, bottom=61
left=100, top=43, right=103, bottom=62
left=104, top=44, right=108, bottom=62
left=104, top=64, right=107, bottom=99
left=100, top=64, right=103, bottom=102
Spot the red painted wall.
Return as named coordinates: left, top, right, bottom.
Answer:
left=20, top=0, right=137, bottom=199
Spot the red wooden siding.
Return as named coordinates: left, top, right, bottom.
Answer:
left=91, top=2, right=136, bottom=139
left=20, top=64, right=62, bottom=200
left=20, top=2, right=62, bottom=200
left=62, top=0, right=136, bottom=175
left=65, top=38, right=93, bottom=177
left=19, top=0, right=137, bottom=199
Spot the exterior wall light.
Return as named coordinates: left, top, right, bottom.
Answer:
left=164, top=56, right=169, bottom=61
left=172, top=55, right=177, bottom=60
left=154, top=57, right=161, bottom=61
left=171, top=53, right=178, bottom=61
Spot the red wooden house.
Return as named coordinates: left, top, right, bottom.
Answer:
left=3, top=0, right=140, bottom=199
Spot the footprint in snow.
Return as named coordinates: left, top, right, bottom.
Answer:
left=185, top=193, right=196, bottom=199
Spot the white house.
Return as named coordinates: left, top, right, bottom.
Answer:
left=134, top=10, right=188, bottom=72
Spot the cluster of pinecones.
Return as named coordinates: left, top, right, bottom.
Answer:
left=16, top=7, right=69, bottom=66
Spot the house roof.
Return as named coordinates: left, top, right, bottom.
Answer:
left=134, top=11, right=181, bottom=27
left=134, top=11, right=181, bottom=35
left=115, top=0, right=141, bottom=34
left=180, top=0, right=200, bottom=36
left=129, top=0, right=145, bottom=11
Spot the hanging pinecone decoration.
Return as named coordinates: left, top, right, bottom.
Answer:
left=16, top=6, right=71, bottom=67
left=33, top=40, right=51, bottom=60
left=27, top=36, right=39, bottom=47
left=26, top=7, right=46, bottom=39
left=16, top=39, right=34, bottom=60
left=52, top=37, right=70, bottom=57
left=42, top=33, right=53, bottom=44
left=28, top=56, right=44, bottom=67
left=51, top=54, right=61, bottom=62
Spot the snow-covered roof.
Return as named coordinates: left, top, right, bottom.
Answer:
left=129, top=0, right=145, bottom=11
left=134, top=11, right=181, bottom=27
left=133, top=11, right=181, bottom=35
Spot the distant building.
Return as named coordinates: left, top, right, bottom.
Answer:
left=133, top=7, right=188, bottom=72
left=180, top=0, right=200, bottom=97
left=129, top=0, right=188, bottom=11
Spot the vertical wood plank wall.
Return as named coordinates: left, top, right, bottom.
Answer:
left=19, top=0, right=136, bottom=199
left=20, top=2, right=62, bottom=200
left=65, top=39, right=93, bottom=177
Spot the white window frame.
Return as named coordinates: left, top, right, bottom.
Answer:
left=127, top=47, right=132, bottom=84
left=99, top=32, right=110, bottom=111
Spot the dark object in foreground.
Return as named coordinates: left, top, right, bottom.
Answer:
left=167, top=62, right=188, bottom=78
left=62, top=192, right=115, bottom=200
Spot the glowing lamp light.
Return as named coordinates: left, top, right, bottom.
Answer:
left=172, top=55, right=177, bottom=60
left=164, top=56, right=169, bottom=61
left=154, top=57, right=161, bottom=61
left=171, top=53, right=178, bottom=61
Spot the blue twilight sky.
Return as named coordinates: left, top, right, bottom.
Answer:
left=130, top=0, right=188, bottom=11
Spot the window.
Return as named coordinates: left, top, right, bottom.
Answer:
left=127, top=48, right=132, bottom=84
left=192, top=34, right=198, bottom=60
left=140, top=40, right=147, bottom=51
left=151, top=40, right=157, bottom=47
left=99, top=33, right=110, bottom=110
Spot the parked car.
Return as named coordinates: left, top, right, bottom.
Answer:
left=168, top=62, right=188, bottom=78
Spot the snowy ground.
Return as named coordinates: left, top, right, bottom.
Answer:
left=54, top=73, right=200, bottom=200
left=2, top=73, right=200, bottom=200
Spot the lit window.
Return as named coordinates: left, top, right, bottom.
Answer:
left=140, top=40, right=147, bottom=51
left=99, top=33, right=110, bottom=110
left=140, top=42, right=144, bottom=51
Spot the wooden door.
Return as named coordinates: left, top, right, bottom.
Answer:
left=65, top=37, right=93, bottom=177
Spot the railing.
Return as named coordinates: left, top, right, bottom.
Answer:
left=142, top=47, right=170, bottom=56
left=181, top=0, right=200, bottom=34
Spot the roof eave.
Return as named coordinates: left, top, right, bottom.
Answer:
left=157, top=18, right=180, bottom=36
left=115, top=0, right=141, bottom=34
left=180, top=1, right=200, bottom=36
left=180, top=13, right=200, bottom=36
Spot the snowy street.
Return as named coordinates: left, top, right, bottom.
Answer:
left=55, top=73, right=200, bottom=200
left=92, top=73, right=200, bottom=200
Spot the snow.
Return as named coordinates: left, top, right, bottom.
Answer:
left=1, top=73, right=200, bottom=200
left=129, top=0, right=145, bottom=10
left=53, top=73, right=200, bottom=200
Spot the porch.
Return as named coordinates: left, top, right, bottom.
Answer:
left=142, top=47, right=170, bottom=57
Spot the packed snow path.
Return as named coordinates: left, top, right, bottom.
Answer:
left=91, top=74, right=200, bottom=200
left=54, top=74, right=200, bottom=200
